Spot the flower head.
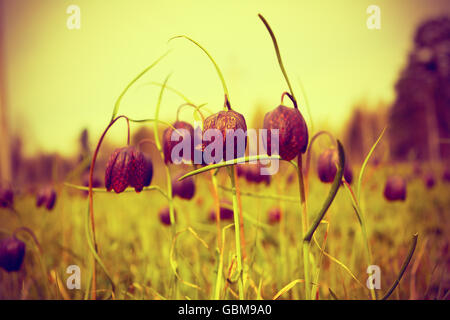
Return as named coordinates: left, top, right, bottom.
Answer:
left=263, top=105, right=308, bottom=161
left=105, top=146, right=153, bottom=193
left=0, top=237, right=25, bottom=272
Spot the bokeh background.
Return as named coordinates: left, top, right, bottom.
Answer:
left=0, top=0, right=450, bottom=180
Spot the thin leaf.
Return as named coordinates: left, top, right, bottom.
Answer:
left=356, top=126, right=387, bottom=203
left=178, top=155, right=282, bottom=181
left=304, top=140, right=345, bottom=242
left=111, top=51, right=170, bottom=121
left=85, top=204, right=116, bottom=295
left=273, top=279, right=305, bottom=300
left=64, top=182, right=168, bottom=199
left=219, top=185, right=299, bottom=203
left=382, top=233, right=418, bottom=300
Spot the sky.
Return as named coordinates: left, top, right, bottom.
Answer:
left=1, top=0, right=450, bottom=156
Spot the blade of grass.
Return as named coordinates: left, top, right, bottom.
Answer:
left=382, top=233, right=418, bottom=300
left=111, top=51, right=170, bottom=121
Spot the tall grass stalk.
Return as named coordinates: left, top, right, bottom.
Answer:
left=228, top=166, right=245, bottom=300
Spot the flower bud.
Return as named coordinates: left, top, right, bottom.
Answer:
left=263, top=105, right=308, bottom=161
left=424, top=173, right=435, bottom=189
left=159, top=207, right=176, bottom=226
left=172, top=173, right=196, bottom=200
left=268, top=207, right=281, bottom=224
left=383, top=175, right=407, bottom=201
left=0, top=237, right=25, bottom=272
left=163, top=121, right=195, bottom=164
left=0, top=187, right=14, bottom=208
left=317, top=148, right=352, bottom=184
left=209, top=200, right=234, bottom=221
left=202, top=110, right=247, bottom=163
left=244, top=163, right=271, bottom=185
left=105, top=146, right=153, bottom=193
left=36, top=186, right=57, bottom=210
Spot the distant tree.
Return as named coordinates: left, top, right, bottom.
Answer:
left=389, top=17, right=450, bottom=161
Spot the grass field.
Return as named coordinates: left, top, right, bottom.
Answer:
left=1, top=159, right=448, bottom=300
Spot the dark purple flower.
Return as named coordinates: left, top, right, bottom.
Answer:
left=268, top=207, right=281, bottom=224
left=424, top=173, right=435, bottom=189
left=209, top=200, right=234, bottom=221
left=0, top=187, right=14, bottom=208
left=36, top=186, right=57, bottom=210
left=383, top=175, right=407, bottom=201
left=0, top=237, right=25, bottom=272
left=202, top=110, right=247, bottom=164
left=159, top=207, right=176, bottom=226
left=105, top=146, right=153, bottom=193
left=263, top=105, right=308, bottom=161
left=317, top=148, right=352, bottom=184
left=172, top=173, right=196, bottom=200
left=163, top=121, right=195, bottom=164
left=82, top=173, right=102, bottom=197
left=244, top=163, right=271, bottom=185
left=442, top=169, right=450, bottom=183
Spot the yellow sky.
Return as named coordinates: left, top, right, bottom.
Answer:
left=2, top=0, right=450, bottom=156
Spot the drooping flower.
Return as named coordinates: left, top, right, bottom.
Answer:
left=172, top=173, right=196, bottom=200
left=317, top=148, right=353, bottom=184
left=202, top=109, right=247, bottom=164
left=383, top=175, right=407, bottom=201
left=163, top=121, right=195, bottom=164
left=263, top=104, right=308, bottom=161
left=159, top=207, right=176, bottom=226
left=209, top=200, right=234, bottom=221
left=36, top=186, right=57, bottom=210
left=0, top=237, right=25, bottom=272
left=0, top=187, right=14, bottom=208
left=105, top=146, right=153, bottom=193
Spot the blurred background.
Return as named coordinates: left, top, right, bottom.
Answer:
left=0, top=0, right=449, bottom=186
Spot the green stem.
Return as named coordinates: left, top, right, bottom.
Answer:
left=258, top=14, right=297, bottom=105
left=297, top=155, right=311, bottom=300
left=342, top=180, right=377, bottom=300
left=228, top=166, right=244, bottom=300
left=381, top=233, right=418, bottom=300
left=170, top=35, right=231, bottom=108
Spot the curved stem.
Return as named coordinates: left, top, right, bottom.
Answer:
left=143, top=81, right=194, bottom=105
left=382, top=233, right=418, bottom=300
left=88, top=114, right=129, bottom=299
left=170, top=35, right=231, bottom=109
left=304, top=130, right=336, bottom=177
left=258, top=14, right=296, bottom=105
left=176, top=103, right=207, bottom=122
left=13, top=227, right=43, bottom=254
left=281, top=91, right=298, bottom=109
left=111, top=51, right=170, bottom=121
left=228, top=166, right=245, bottom=300
left=296, top=154, right=311, bottom=299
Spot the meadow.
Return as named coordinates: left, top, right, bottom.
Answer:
left=0, top=13, right=449, bottom=301
left=0, top=158, right=449, bottom=300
